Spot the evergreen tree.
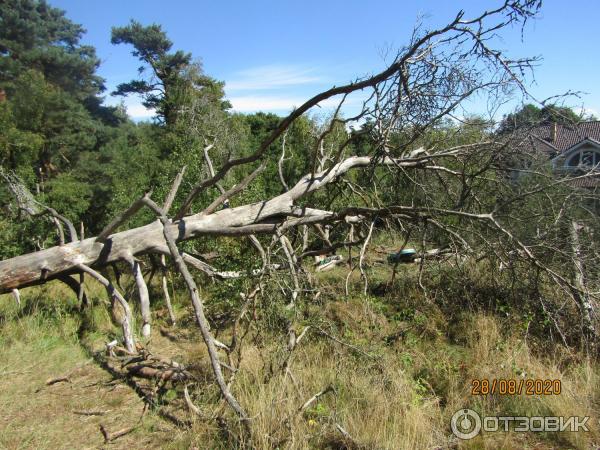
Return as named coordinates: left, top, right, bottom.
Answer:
left=111, top=20, right=229, bottom=126
left=0, top=0, right=104, bottom=99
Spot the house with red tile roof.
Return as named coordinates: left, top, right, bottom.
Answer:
left=516, top=121, right=600, bottom=187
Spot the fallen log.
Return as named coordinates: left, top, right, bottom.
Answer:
left=126, top=364, right=191, bottom=382
left=0, top=155, right=413, bottom=294
left=45, top=376, right=70, bottom=386
left=99, top=424, right=136, bottom=443
left=0, top=202, right=288, bottom=293
left=73, top=409, right=109, bottom=416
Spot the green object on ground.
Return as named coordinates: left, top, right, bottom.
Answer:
left=388, top=248, right=417, bottom=264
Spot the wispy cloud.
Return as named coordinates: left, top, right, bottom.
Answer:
left=226, top=64, right=324, bottom=92
left=104, top=95, right=156, bottom=120
left=224, top=64, right=337, bottom=113
left=228, top=95, right=350, bottom=113
left=574, top=106, right=600, bottom=119
left=104, top=64, right=351, bottom=116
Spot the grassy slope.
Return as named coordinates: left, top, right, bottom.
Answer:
left=0, top=244, right=598, bottom=449
left=0, top=285, right=173, bottom=450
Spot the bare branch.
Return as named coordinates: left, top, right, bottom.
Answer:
left=97, top=191, right=152, bottom=241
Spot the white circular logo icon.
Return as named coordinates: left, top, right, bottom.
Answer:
left=451, top=409, right=481, bottom=440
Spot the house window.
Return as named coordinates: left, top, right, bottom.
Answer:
left=568, top=153, right=580, bottom=166
left=567, top=150, right=600, bottom=168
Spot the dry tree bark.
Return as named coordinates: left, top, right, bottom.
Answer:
left=99, top=424, right=136, bottom=443
left=160, top=254, right=176, bottom=325
left=11, top=288, right=20, bottom=307
left=77, top=264, right=136, bottom=353
left=298, top=385, right=334, bottom=412
left=143, top=197, right=251, bottom=424
left=73, top=409, right=109, bottom=416
left=125, top=364, right=190, bottom=381
left=0, top=153, right=498, bottom=293
left=570, top=221, right=595, bottom=340
left=129, top=257, right=151, bottom=337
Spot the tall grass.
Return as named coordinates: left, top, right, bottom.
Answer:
left=0, top=247, right=598, bottom=449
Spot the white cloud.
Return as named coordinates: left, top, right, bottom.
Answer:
left=229, top=96, right=303, bottom=112
left=104, top=95, right=156, bottom=120
left=224, top=64, right=371, bottom=114
left=125, top=102, right=156, bottom=120
left=228, top=95, right=350, bottom=113
left=573, top=106, right=600, bottom=119
left=102, top=64, right=360, bottom=116
left=225, top=64, right=324, bottom=91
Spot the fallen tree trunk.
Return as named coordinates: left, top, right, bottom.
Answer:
left=0, top=205, right=272, bottom=293
left=0, top=194, right=292, bottom=293
left=0, top=155, right=427, bottom=294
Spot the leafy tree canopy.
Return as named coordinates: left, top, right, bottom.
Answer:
left=0, top=0, right=104, bottom=99
left=498, top=103, right=584, bottom=133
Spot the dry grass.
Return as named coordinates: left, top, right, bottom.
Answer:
left=0, top=249, right=599, bottom=449
left=177, top=306, right=600, bottom=449
left=0, top=284, right=174, bottom=450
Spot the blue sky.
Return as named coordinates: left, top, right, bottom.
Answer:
left=52, top=0, right=600, bottom=121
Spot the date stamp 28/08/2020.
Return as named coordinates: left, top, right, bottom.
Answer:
left=471, top=378, right=561, bottom=396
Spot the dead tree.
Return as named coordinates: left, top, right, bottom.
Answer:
left=2, top=1, right=598, bottom=426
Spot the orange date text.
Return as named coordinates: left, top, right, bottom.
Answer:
left=471, top=378, right=561, bottom=396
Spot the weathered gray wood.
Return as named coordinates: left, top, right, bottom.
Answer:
left=280, top=235, right=300, bottom=305
left=0, top=203, right=284, bottom=293
left=142, top=197, right=250, bottom=423
left=570, top=220, right=595, bottom=338
left=129, top=258, right=151, bottom=337
left=77, top=264, right=136, bottom=353
left=0, top=155, right=431, bottom=294
left=96, top=192, right=150, bottom=241
left=163, top=166, right=186, bottom=213
left=11, top=289, right=20, bottom=307
left=160, top=255, right=176, bottom=325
